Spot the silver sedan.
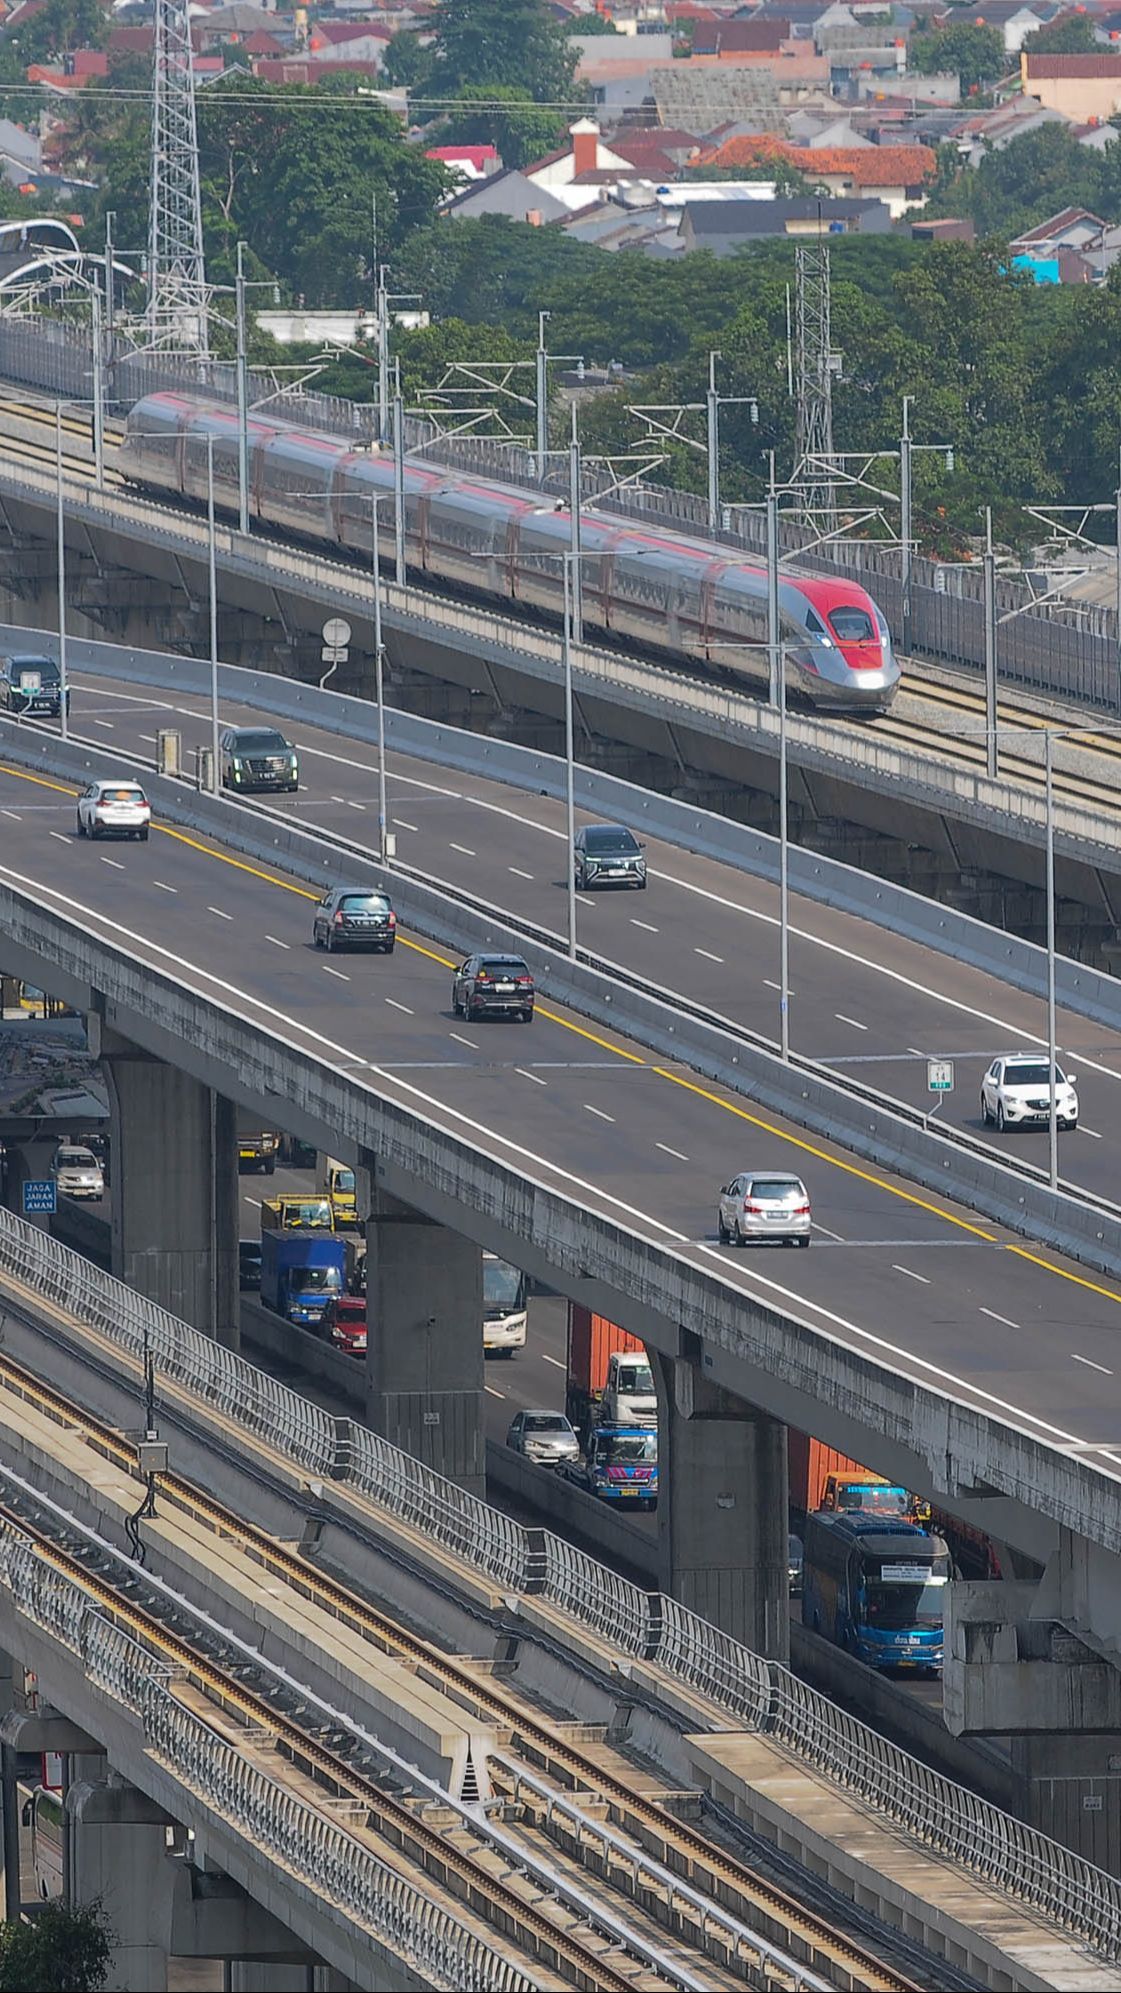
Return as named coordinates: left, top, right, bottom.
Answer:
left=717, top=1172, right=811, bottom=1248
left=506, top=1410, right=581, bottom=1467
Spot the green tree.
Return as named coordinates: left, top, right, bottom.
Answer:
left=925, top=123, right=1108, bottom=236
left=381, top=29, right=435, bottom=91
left=911, top=22, right=1005, bottom=92
left=426, top=0, right=579, bottom=106
left=436, top=84, right=567, bottom=168
left=1021, top=13, right=1099, bottom=54
left=0, top=1900, right=112, bottom=1993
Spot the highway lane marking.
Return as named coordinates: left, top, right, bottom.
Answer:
left=449, top=1031, right=478, bottom=1049
left=449, top=842, right=476, bottom=857
left=48, top=831, right=69, bottom=843
left=835, top=1013, right=868, bottom=1032
left=286, top=739, right=462, bottom=801
left=509, top=866, right=533, bottom=880
left=631, top=918, right=659, bottom=932
left=139, top=733, right=157, bottom=743
left=656, top=1142, right=689, bottom=1162
left=243, top=1196, right=262, bottom=1208
left=384, top=997, right=413, bottom=1015
left=1073, top=1353, right=1114, bottom=1376
left=907, top=1046, right=925, bottom=1057
left=331, top=794, right=346, bottom=804
left=812, top=1222, right=845, bottom=1242
left=484, top=1385, right=506, bottom=1400
left=1080, top=1126, right=1103, bottom=1139
left=892, top=1265, right=931, bottom=1283
left=265, top=934, right=289, bottom=949
left=541, top=1353, right=566, bottom=1370
left=585, top=1104, right=615, bottom=1122
left=90, top=719, right=114, bottom=730
left=694, top=947, right=723, bottom=963
left=393, top=818, right=418, bottom=833
left=154, top=882, right=177, bottom=894
left=763, top=979, right=794, bottom=994
left=0, top=810, right=20, bottom=820
left=653, top=1067, right=1000, bottom=1243
left=980, top=1307, right=1020, bottom=1330
left=100, top=857, right=126, bottom=870
left=576, top=894, right=596, bottom=907
left=9, top=786, right=1120, bottom=1359
left=516, top=1068, right=547, bottom=1086
left=322, top=965, right=350, bottom=981
left=207, top=906, right=233, bottom=920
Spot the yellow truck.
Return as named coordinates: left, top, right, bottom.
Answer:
left=260, top=1195, right=334, bottom=1232
left=316, top=1156, right=360, bottom=1231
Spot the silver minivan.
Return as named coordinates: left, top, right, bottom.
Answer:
left=717, top=1171, right=811, bottom=1248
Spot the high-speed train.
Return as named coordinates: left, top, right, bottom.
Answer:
left=118, top=393, right=900, bottom=712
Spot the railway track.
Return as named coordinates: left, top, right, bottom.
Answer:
left=0, top=1340, right=948, bottom=1993
left=1, top=394, right=1113, bottom=828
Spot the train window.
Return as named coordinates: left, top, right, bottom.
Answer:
left=828, top=606, right=876, bottom=643
left=804, top=608, right=834, bottom=645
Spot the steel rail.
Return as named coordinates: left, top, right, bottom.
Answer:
left=0, top=1342, right=920, bottom=1993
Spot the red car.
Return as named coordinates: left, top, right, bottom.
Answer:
left=319, top=1294, right=367, bottom=1356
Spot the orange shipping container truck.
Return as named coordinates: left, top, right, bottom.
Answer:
left=787, top=1430, right=868, bottom=1519
left=566, top=1305, right=645, bottom=1437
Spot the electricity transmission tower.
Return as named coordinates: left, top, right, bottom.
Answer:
left=793, top=239, right=837, bottom=530
left=146, top=0, right=208, bottom=352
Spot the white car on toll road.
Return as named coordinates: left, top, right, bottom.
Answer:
left=980, top=1054, right=1078, bottom=1133
left=76, top=779, right=151, bottom=841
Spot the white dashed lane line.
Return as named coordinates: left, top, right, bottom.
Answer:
left=695, top=947, right=723, bottom=964
left=893, top=1265, right=931, bottom=1284
left=449, top=1031, right=478, bottom=1050
left=207, top=906, right=233, bottom=920
left=154, top=881, right=178, bottom=894
left=516, top=1068, right=547, bottom=1086
left=384, top=997, right=413, bottom=1015
left=1, top=810, right=21, bottom=821
left=656, top=1142, right=689, bottom=1162
left=450, top=843, right=475, bottom=857
left=484, top=1385, right=506, bottom=1400
left=631, top=918, right=659, bottom=933
left=980, top=1307, right=1020, bottom=1330
left=49, top=831, right=68, bottom=843
left=346, top=800, right=366, bottom=811
left=541, top=1353, right=566, bottom=1370
left=509, top=866, right=533, bottom=880
left=585, top=1104, right=615, bottom=1123
left=101, top=857, right=125, bottom=870
left=323, top=965, right=350, bottom=982
left=265, top=934, right=289, bottom=948
left=1073, top=1353, right=1114, bottom=1375
left=836, top=1013, right=868, bottom=1031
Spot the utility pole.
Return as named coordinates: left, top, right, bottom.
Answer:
left=1115, top=444, right=1121, bottom=714
left=393, top=357, right=406, bottom=586
left=55, top=406, right=68, bottom=741
left=900, top=395, right=913, bottom=655
left=376, top=264, right=390, bottom=440
left=707, top=350, right=721, bottom=536
left=147, top=0, right=208, bottom=352
left=766, top=457, right=789, bottom=1063
left=568, top=401, right=583, bottom=646
left=536, top=310, right=550, bottom=479
left=983, top=505, right=998, bottom=779
left=235, top=240, right=249, bottom=534
left=90, top=286, right=104, bottom=491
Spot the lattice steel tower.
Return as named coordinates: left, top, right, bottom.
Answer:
left=794, top=239, right=835, bottom=529
left=147, top=0, right=208, bottom=351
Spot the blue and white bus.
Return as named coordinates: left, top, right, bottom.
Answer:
left=802, top=1512, right=949, bottom=1673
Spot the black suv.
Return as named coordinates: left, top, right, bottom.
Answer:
left=220, top=725, right=299, bottom=793
left=312, top=886, right=397, bottom=953
left=452, top=954, right=535, bottom=1023
left=0, top=653, right=68, bottom=719
left=574, top=823, right=646, bottom=890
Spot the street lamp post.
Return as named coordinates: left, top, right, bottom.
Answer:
left=392, top=359, right=406, bottom=586
left=765, top=465, right=790, bottom=1061
left=983, top=505, right=999, bottom=780
left=90, top=287, right=105, bottom=492
left=235, top=240, right=250, bottom=536
left=55, top=406, right=68, bottom=741
left=536, top=311, right=550, bottom=479
left=207, top=433, right=220, bottom=793
left=900, top=395, right=913, bottom=653
left=568, top=402, right=583, bottom=646
left=562, top=553, right=577, bottom=962
left=1045, top=727, right=1059, bottom=1192
left=370, top=494, right=390, bottom=864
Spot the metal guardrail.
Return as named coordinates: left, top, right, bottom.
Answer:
left=0, top=1205, right=1118, bottom=1961
left=0, top=1516, right=536, bottom=1993
left=4, top=446, right=1121, bottom=861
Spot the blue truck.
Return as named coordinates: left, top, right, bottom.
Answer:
left=563, top=1422, right=658, bottom=1509
left=259, top=1230, right=347, bottom=1329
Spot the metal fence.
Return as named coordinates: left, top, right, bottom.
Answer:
left=0, top=1517, right=535, bottom=1993
left=2, top=314, right=1118, bottom=712
left=0, top=1204, right=1118, bottom=1960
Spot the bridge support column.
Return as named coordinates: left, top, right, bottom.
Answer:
left=363, top=1188, right=484, bottom=1496
left=654, top=1352, right=788, bottom=1661
left=66, top=1772, right=176, bottom=1991
left=104, top=1041, right=239, bottom=1346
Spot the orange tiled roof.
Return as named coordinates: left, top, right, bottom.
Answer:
left=698, top=136, right=936, bottom=184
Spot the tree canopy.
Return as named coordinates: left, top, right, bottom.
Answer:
left=424, top=0, right=580, bottom=108
left=0, top=1901, right=112, bottom=1992
left=1021, top=13, right=1100, bottom=54
left=433, top=84, right=567, bottom=169
left=910, top=22, right=1005, bottom=92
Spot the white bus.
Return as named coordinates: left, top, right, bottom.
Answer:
left=483, top=1254, right=527, bottom=1357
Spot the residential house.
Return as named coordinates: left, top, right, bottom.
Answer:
left=426, top=143, right=500, bottom=185
left=648, top=49, right=832, bottom=128
left=1021, top=50, right=1121, bottom=118
left=677, top=192, right=891, bottom=251
left=305, top=23, right=391, bottom=64
left=937, top=3, right=1060, bottom=54
left=444, top=169, right=573, bottom=226
left=697, top=135, right=937, bottom=214
left=1008, top=203, right=1121, bottom=279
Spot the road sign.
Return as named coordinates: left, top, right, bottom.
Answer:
left=322, top=617, right=351, bottom=650
left=321, top=646, right=349, bottom=664
left=926, top=1059, right=954, bottom=1094
left=21, top=1178, right=56, bottom=1216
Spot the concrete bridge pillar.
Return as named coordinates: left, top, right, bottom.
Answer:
left=103, top=1039, right=239, bottom=1347
left=65, top=1771, right=176, bottom=1991
left=653, top=1352, right=788, bottom=1662
left=363, top=1187, right=484, bottom=1496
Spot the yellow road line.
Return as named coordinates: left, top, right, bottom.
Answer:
left=1007, top=1244, right=1121, bottom=1308
left=0, top=763, right=77, bottom=797
left=653, top=1065, right=999, bottom=1240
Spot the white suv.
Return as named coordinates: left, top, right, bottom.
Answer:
left=980, top=1054, right=1078, bottom=1133
left=76, top=779, right=151, bottom=841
